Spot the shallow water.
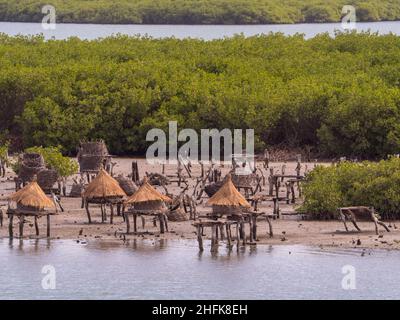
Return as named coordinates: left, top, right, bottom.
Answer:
left=0, top=239, right=398, bottom=300
left=0, top=21, right=399, bottom=40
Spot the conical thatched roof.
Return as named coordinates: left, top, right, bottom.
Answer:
left=125, top=176, right=171, bottom=205
left=206, top=174, right=251, bottom=208
left=8, top=181, right=55, bottom=209
left=83, top=169, right=126, bottom=199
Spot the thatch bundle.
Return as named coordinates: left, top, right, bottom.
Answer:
left=231, top=173, right=257, bottom=188
left=125, top=177, right=171, bottom=210
left=69, top=183, right=84, bottom=197
left=78, top=155, right=106, bottom=172
left=115, top=175, right=137, bottom=196
left=19, top=153, right=45, bottom=183
left=83, top=169, right=126, bottom=200
left=166, top=207, right=189, bottom=222
left=7, top=181, right=55, bottom=210
left=147, top=173, right=170, bottom=186
left=37, top=169, right=59, bottom=191
left=204, top=181, right=224, bottom=197
left=78, top=140, right=109, bottom=172
left=207, top=174, right=250, bottom=214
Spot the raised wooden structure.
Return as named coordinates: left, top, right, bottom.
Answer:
left=339, top=206, right=390, bottom=235
left=83, top=169, right=126, bottom=224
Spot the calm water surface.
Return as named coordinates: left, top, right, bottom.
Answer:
left=0, top=239, right=399, bottom=300
left=0, top=21, right=399, bottom=40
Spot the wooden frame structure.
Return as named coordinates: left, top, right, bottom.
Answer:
left=7, top=208, right=55, bottom=239
left=339, top=206, right=390, bottom=235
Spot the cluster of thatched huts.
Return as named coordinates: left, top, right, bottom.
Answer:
left=1, top=143, right=390, bottom=251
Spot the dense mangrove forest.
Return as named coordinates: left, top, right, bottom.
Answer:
left=0, top=0, right=400, bottom=24
left=1, top=32, right=400, bottom=157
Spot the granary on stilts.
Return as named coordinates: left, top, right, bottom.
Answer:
left=5, top=181, right=56, bottom=239
left=17, top=153, right=46, bottom=187
left=77, top=140, right=112, bottom=182
left=83, top=169, right=126, bottom=224
left=194, top=174, right=272, bottom=252
left=124, top=176, right=172, bottom=234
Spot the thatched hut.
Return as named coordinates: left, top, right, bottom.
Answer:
left=124, top=177, right=172, bottom=234
left=6, top=181, right=56, bottom=238
left=206, top=174, right=251, bottom=215
left=83, top=169, right=126, bottom=224
left=125, top=176, right=171, bottom=210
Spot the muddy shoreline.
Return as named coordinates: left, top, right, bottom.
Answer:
left=1, top=158, right=400, bottom=250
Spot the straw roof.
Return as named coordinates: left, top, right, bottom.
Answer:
left=206, top=174, right=251, bottom=208
left=7, top=181, right=55, bottom=209
left=83, top=169, right=126, bottom=199
left=125, top=176, right=172, bottom=205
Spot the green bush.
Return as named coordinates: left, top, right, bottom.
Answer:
left=299, top=158, right=400, bottom=219
left=25, top=146, right=79, bottom=178
left=0, top=33, right=400, bottom=157
left=0, top=0, right=398, bottom=24
left=0, top=141, right=9, bottom=163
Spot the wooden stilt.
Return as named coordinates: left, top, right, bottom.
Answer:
left=85, top=201, right=92, bottom=224
left=133, top=214, right=137, bottom=233
left=197, top=225, right=203, bottom=251
left=47, top=215, right=51, bottom=237
left=125, top=213, right=130, bottom=234
left=241, top=222, right=246, bottom=246
left=211, top=224, right=217, bottom=252
left=19, top=216, right=24, bottom=238
left=110, top=205, right=114, bottom=225
left=34, top=216, right=39, bottom=236
left=163, top=214, right=169, bottom=232
left=9, top=214, right=14, bottom=239
left=159, top=214, right=165, bottom=234
left=236, top=223, right=240, bottom=250
left=226, top=224, right=231, bottom=247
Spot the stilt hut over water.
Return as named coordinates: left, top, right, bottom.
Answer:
left=124, top=177, right=172, bottom=234
left=207, top=174, right=251, bottom=215
left=6, top=181, right=56, bottom=238
left=83, top=169, right=126, bottom=224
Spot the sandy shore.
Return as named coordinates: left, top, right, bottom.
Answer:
left=1, top=158, right=400, bottom=250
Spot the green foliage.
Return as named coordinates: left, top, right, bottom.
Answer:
left=0, top=141, right=9, bottom=162
left=0, top=0, right=399, bottom=24
left=25, top=146, right=79, bottom=177
left=300, top=158, right=400, bottom=218
left=0, top=32, right=400, bottom=157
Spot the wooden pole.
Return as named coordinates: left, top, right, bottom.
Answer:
left=133, top=214, right=137, bottom=233
left=19, top=216, right=24, bottom=238
left=110, top=204, right=114, bottom=225
left=47, top=215, right=51, bottom=238
left=211, top=224, right=217, bottom=252
left=85, top=201, right=92, bottom=224
left=9, top=214, right=14, bottom=239
left=197, top=225, right=204, bottom=251
left=125, top=213, right=130, bottom=234
left=34, top=216, right=39, bottom=236
left=159, top=214, right=165, bottom=234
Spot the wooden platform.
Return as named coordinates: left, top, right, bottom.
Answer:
left=6, top=208, right=56, bottom=239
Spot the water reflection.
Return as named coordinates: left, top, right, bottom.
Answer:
left=0, top=239, right=399, bottom=299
